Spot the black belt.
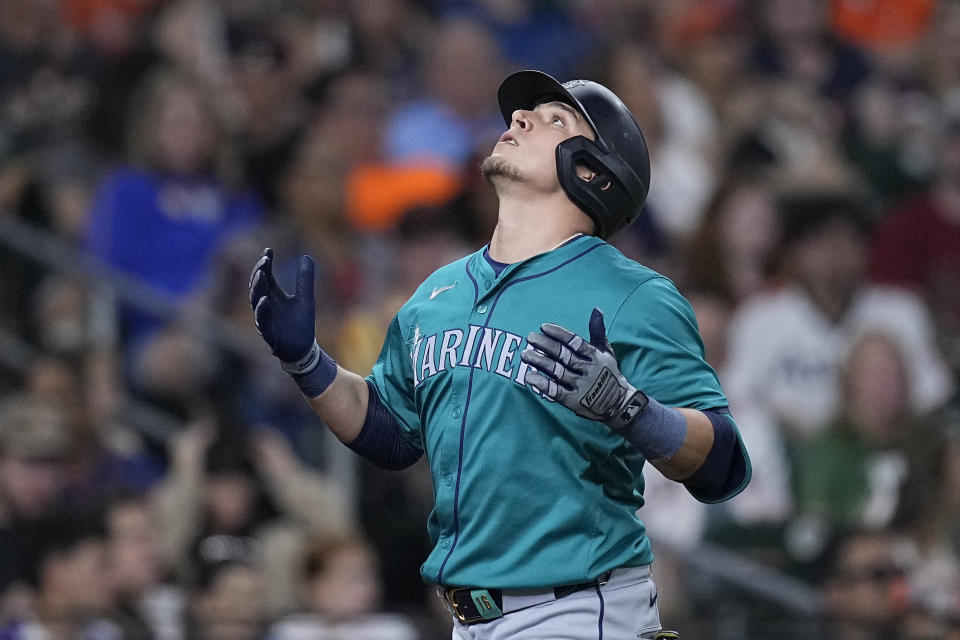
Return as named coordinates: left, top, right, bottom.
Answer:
left=441, top=571, right=613, bottom=625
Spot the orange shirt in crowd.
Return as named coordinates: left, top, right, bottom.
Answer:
left=831, top=0, right=934, bottom=49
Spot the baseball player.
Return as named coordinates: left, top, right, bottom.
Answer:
left=249, top=70, right=751, bottom=639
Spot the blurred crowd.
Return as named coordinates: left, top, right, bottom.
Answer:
left=1, top=0, right=960, bottom=638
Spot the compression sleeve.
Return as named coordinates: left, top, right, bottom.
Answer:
left=683, top=409, right=747, bottom=503
left=347, top=381, right=423, bottom=470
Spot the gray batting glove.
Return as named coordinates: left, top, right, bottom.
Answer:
left=521, top=308, right=648, bottom=429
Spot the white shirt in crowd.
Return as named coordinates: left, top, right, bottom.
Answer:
left=719, top=283, right=953, bottom=524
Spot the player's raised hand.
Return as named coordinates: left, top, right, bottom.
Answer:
left=249, top=248, right=317, bottom=364
left=521, top=308, right=648, bottom=429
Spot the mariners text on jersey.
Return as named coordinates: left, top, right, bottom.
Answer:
left=410, top=324, right=549, bottom=396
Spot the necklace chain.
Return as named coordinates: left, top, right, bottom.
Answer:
left=551, top=232, right=584, bottom=251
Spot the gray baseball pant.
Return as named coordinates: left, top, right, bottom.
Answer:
left=449, top=565, right=662, bottom=640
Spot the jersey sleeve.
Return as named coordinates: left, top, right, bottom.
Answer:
left=365, top=314, right=423, bottom=450
left=609, top=276, right=727, bottom=410
left=610, top=276, right=751, bottom=502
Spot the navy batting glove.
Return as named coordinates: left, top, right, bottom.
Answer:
left=521, top=308, right=647, bottom=429
left=249, top=248, right=316, bottom=362
left=249, top=248, right=338, bottom=397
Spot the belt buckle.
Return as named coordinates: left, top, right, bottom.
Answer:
left=444, top=587, right=475, bottom=624
left=443, top=587, right=503, bottom=624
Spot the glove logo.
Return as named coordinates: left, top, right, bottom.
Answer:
left=620, top=403, right=641, bottom=423
left=430, top=282, right=457, bottom=300
left=582, top=367, right=613, bottom=410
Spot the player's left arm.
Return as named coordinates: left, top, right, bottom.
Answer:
left=647, top=407, right=713, bottom=480
left=522, top=307, right=749, bottom=502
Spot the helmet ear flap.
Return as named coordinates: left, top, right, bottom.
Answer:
left=556, top=136, right=640, bottom=239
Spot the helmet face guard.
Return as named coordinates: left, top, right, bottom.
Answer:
left=497, top=70, right=650, bottom=239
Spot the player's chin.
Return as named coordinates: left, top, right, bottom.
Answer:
left=481, top=155, right=521, bottom=182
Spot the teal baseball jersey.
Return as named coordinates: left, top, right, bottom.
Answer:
left=368, top=235, right=749, bottom=589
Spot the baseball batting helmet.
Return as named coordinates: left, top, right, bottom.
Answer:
left=497, top=70, right=650, bottom=239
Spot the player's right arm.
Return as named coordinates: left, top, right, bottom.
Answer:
left=248, top=248, right=367, bottom=443
left=249, top=249, right=422, bottom=470
left=303, top=366, right=369, bottom=444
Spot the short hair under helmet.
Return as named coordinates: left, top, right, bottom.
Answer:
left=497, top=70, right=651, bottom=239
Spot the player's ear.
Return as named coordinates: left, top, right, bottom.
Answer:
left=574, top=161, right=612, bottom=191
left=575, top=161, right=596, bottom=182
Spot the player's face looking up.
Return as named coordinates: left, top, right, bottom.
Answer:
left=482, top=100, right=596, bottom=192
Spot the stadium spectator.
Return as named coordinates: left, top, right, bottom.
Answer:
left=0, top=396, right=73, bottom=610
left=24, top=354, right=160, bottom=501
left=155, top=420, right=353, bottom=611
left=383, top=18, right=504, bottom=170
left=268, top=534, right=420, bottom=640
left=792, top=333, right=953, bottom=557
left=188, top=560, right=264, bottom=640
left=344, top=0, right=428, bottom=97
left=435, top=0, right=597, bottom=80
left=818, top=524, right=960, bottom=639
left=829, top=0, right=935, bottom=54
left=681, top=174, right=782, bottom=305
left=104, top=491, right=186, bottom=640
left=25, top=269, right=128, bottom=453
left=749, top=0, right=871, bottom=101
left=870, top=115, right=960, bottom=377
left=684, top=289, right=735, bottom=371
left=723, top=190, right=952, bottom=441
left=599, top=38, right=721, bottom=247
left=61, top=0, right=159, bottom=60
left=0, top=0, right=107, bottom=332
left=660, top=0, right=751, bottom=117
left=841, top=77, right=937, bottom=206
left=0, top=511, right=120, bottom=640
left=83, top=67, right=263, bottom=357
left=226, top=26, right=305, bottom=212
left=28, top=276, right=94, bottom=357
left=921, top=0, right=960, bottom=103
left=149, top=0, right=238, bottom=107
left=820, top=528, right=914, bottom=640
left=275, top=111, right=371, bottom=317
left=0, top=0, right=102, bottom=167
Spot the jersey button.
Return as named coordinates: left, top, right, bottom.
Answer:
left=452, top=407, right=462, bottom=418
left=440, top=538, right=450, bottom=548
left=483, top=279, right=491, bottom=289
left=477, top=304, right=487, bottom=314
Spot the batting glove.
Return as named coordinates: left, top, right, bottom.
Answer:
left=521, top=308, right=648, bottom=429
left=249, top=248, right=343, bottom=401
left=249, top=248, right=317, bottom=363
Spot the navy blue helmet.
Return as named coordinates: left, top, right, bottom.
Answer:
left=498, top=70, right=651, bottom=239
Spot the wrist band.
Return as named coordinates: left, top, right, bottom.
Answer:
left=281, top=340, right=322, bottom=374
left=281, top=340, right=338, bottom=398
left=615, top=396, right=688, bottom=461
